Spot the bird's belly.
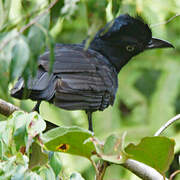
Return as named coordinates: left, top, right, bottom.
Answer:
left=53, top=91, right=110, bottom=111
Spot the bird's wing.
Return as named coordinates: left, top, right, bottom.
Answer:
left=39, top=44, right=117, bottom=93
left=39, top=44, right=105, bottom=73
left=39, top=44, right=118, bottom=109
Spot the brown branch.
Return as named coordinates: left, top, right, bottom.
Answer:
left=96, top=161, right=109, bottom=180
left=0, top=99, right=20, bottom=117
left=0, top=0, right=59, bottom=52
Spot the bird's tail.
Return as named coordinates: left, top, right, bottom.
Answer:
left=11, top=67, right=56, bottom=101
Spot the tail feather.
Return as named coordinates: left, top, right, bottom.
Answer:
left=11, top=68, right=56, bottom=101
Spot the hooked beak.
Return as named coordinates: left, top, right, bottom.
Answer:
left=145, top=37, right=174, bottom=50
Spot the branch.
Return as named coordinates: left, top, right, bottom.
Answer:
left=122, top=159, right=168, bottom=180
left=154, top=114, right=180, bottom=136
left=0, top=98, right=58, bottom=131
left=150, top=14, right=180, bottom=28
left=0, top=99, right=20, bottom=117
left=0, top=0, right=59, bottom=52
left=19, top=0, right=59, bottom=34
left=169, top=170, right=180, bottom=180
left=0, top=99, right=172, bottom=180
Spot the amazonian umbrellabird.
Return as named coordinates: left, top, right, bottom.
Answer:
left=11, top=14, right=174, bottom=132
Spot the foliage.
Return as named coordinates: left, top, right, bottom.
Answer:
left=0, top=0, right=180, bottom=179
left=0, top=111, right=176, bottom=179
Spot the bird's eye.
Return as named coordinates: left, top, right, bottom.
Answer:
left=126, top=45, right=135, bottom=52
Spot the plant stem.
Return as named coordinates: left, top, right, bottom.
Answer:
left=154, top=114, right=180, bottom=136
left=96, top=161, right=109, bottom=180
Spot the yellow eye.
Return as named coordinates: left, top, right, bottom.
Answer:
left=126, top=45, right=135, bottom=52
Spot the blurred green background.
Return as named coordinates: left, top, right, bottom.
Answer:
left=0, top=0, right=180, bottom=179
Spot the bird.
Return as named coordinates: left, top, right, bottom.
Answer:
left=11, top=14, right=174, bottom=132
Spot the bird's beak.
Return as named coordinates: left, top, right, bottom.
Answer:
left=145, top=37, right=174, bottom=50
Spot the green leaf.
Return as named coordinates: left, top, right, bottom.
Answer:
left=125, top=136, right=175, bottom=174
left=92, top=134, right=128, bottom=164
left=27, top=112, right=46, bottom=138
left=13, top=121, right=27, bottom=151
left=61, top=0, right=80, bottom=18
left=46, top=33, right=55, bottom=73
left=7, top=111, right=27, bottom=151
left=106, top=0, right=113, bottom=21
left=11, top=155, right=29, bottom=180
left=26, top=112, right=46, bottom=151
left=10, top=111, right=28, bottom=151
left=24, top=172, right=42, bottom=180
left=70, top=172, right=85, bottom=180
left=43, top=126, right=95, bottom=158
left=49, top=152, right=62, bottom=177
left=9, top=36, right=30, bottom=82
left=29, top=142, right=48, bottom=170
left=38, top=166, right=56, bottom=180
left=0, top=139, right=4, bottom=159
left=28, top=26, right=45, bottom=56
left=39, top=13, right=50, bottom=30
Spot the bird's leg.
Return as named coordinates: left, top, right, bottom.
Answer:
left=86, top=110, right=93, bottom=132
left=32, top=101, right=41, bottom=113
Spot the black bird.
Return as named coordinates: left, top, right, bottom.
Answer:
left=11, top=14, right=173, bottom=132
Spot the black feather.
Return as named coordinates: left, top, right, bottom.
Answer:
left=11, top=14, right=173, bottom=131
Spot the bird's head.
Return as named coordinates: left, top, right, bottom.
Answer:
left=90, top=14, right=174, bottom=72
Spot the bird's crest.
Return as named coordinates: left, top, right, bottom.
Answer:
left=98, top=14, right=152, bottom=45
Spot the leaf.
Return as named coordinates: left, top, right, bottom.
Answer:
left=61, top=0, right=80, bottom=18
left=24, top=172, right=42, bottom=180
left=0, top=139, right=4, bottom=159
left=38, top=166, right=56, bottom=180
left=13, top=120, right=27, bottom=151
left=92, top=134, right=128, bottom=164
left=45, top=32, right=55, bottom=73
left=106, top=0, right=113, bottom=21
left=9, top=36, right=30, bottom=82
left=125, top=136, right=175, bottom=174
left=70, top=172, right=85, bottom=180
left=49, top=152, right=62, bottom=177
left=29, top=142, right=48, bottom=170
left=43, top=126, right=95, bottom=158
left=28, top=25, right=45, bottom=56
left=10, top=111, right=27, bottom=151
left=11, top=155, right=29, bottom=180
left=38, top=13, right=50, bottom=30
left=26, top=112, right=46, bottom=151
left=27, top=112, right=46, bottom=138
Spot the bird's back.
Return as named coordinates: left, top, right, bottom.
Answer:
left=11, top=44, right=118, bottom=111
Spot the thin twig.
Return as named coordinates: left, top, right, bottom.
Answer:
left=0, top=1, right=50, bottom=31
left=150, top=14, right=180, bottom=28
left=19, top=0, right=59, bottom=34
left=89, top=158, right=99, bottom=178
left=169, top=170, right=180, bottom=180
left=0, top=0, right=59, bottom=52
left=154, top=114, right=180, bottom=136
